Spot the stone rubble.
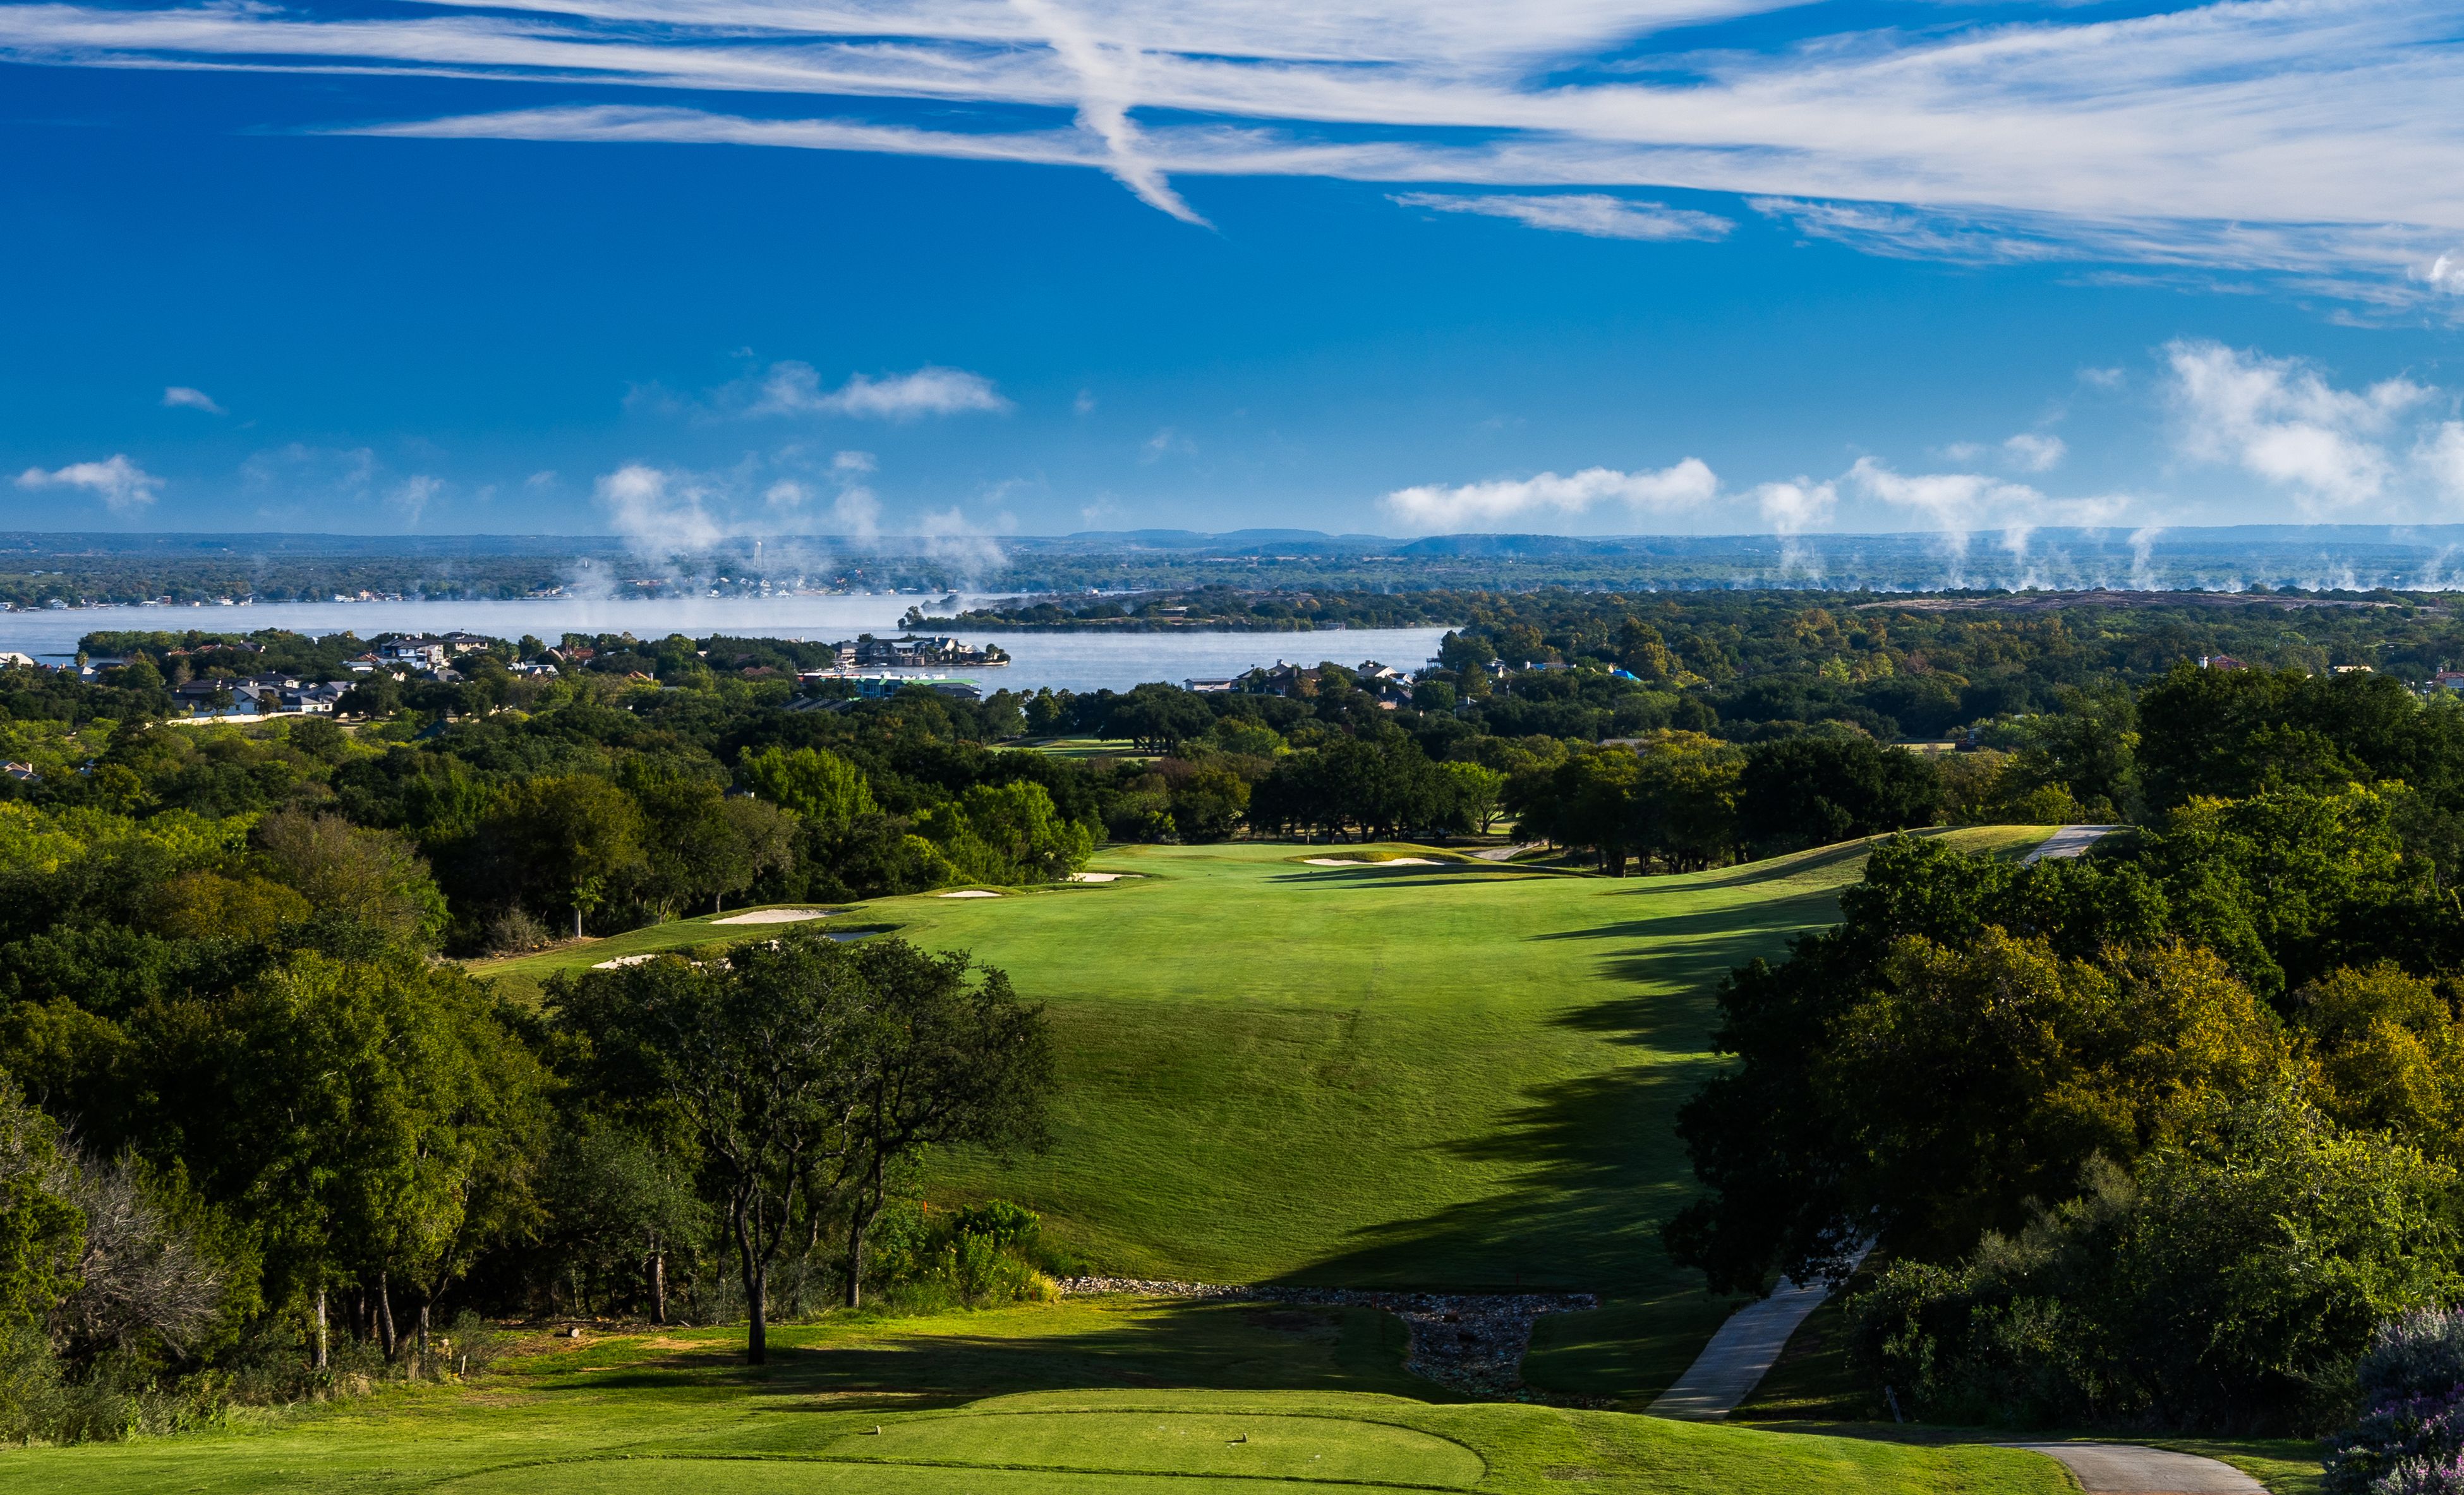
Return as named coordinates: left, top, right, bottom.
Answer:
left=1058, top=1276, right=1597, bottom=1398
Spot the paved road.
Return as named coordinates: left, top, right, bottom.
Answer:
left=2005, top=1443, right=2264, bottom=1494
left=2022, top=824, right=2123, bottom=863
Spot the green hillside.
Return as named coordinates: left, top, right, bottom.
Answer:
left=0, top=1305, right=2070, bottom=1495
left=481, top=828, right=2048, bottom=1400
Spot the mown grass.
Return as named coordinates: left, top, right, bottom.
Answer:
left=478, top=829, right=2046, bottom=1403
left=0, top=1304, right=2075, bottom=1494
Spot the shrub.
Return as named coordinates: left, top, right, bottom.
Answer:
left=862, top=1198, right=1059, bottom=1309
left=2327, top=1310, right=2464, bottom=1495
left=1851, top=1091, right=2464, bottom=1434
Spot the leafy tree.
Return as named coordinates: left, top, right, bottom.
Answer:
left=1442, top=761, right=1507, bottom=835
left=1737, top=735, right=1941, bottom=855
left=481, top=775, right=646, bottom=937
left=251, top=808, right=449, bottom=947
left=1850, top=1090, right=2464, bottom=1432
left=553, top=934, right=1051, bottom=1356
left=740, top=746, right=877, bottom=832
left=1106, top=685, right=1215, bottom=755
left=830, top=939, right=1052, bottom=1308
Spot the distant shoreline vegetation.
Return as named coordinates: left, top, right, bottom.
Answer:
left=14, top=524, right=2464, bottom=608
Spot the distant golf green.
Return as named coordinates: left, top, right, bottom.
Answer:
left=479, top=829, right=2047, bottom=1400
left=0, top=1304, right=2073, bottom=1494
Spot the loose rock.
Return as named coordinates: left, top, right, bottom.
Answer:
left=1057, top=1276, right=1596, bottom=1397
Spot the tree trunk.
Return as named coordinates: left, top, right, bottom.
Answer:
left=650, top=1244, right=667, bottom=1326
left=715, top=892, right=724, bottom=915
left=746, top=1258, right=768, bottom=1365
left=418, top=1300, right=431, bottom=1360
left=574, top=906, right=584, bottom=939
left=843, top=1211, right=866, bottom=1309
left=377, top=1271, right=399, bottom=1362
left=314, top=1287, right=329, bottom=1370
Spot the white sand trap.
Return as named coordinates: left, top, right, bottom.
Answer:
left=710, top=908, right=836, bottom=925
left=939, top=889, right=1002, bottom=898
left=1301, top=856, right=1439, bottom=867
left=1067, top=872, right=1143, bottom=882
left=590, top=952, right=661, bottom=970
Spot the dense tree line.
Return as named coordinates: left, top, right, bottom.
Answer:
left=1668, top=666, right=2464, bottom=1434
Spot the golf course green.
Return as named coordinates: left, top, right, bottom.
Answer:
left=0, top=829, right=2117, bottom=1493
left=481, top=828, right=2048, bottom=1402
left=0, top=1301, right=2074, bottom=1494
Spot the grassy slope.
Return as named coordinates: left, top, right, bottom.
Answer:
left=480, top=828, right=2043, bottom=1402
left=0, top=1306, right=2072, bottom=1494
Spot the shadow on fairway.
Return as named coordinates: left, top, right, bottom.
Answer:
left=1271, top=878, right=1835, bottom=1398
left=538, top=1299, right=1427, bottom=1409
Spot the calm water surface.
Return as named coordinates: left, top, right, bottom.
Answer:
left=0, top=597, right=1449, bottom=695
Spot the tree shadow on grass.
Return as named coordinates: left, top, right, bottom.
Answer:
left=538, top=1300, right=1427, bottom=1410
left=1268, top=887, right=1834, bottom=1395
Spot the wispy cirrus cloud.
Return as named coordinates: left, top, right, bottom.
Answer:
left=161, top=385, right=224, bottom=414
left=16, top=454, right=163, bottom=513
left=4, top=1, right=2462, bottom=303
left=1391, top=191, right=1729, bottom=242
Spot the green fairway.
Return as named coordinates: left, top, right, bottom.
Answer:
left=479, top=829, right=2046, bottom=1402
left=0, top=1307, right=2074, bottom=1495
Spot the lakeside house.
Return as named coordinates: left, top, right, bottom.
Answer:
left=172, top=675, right=351, bottom=717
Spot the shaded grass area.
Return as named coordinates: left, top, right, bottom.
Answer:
left=0, top=1304, right=2076, bottom=1494
left=1738, top=1301, right=2325, bottom=1494
left=477, top=829, right=2047, bottom=1403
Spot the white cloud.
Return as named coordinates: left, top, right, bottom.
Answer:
left=15, top=454, right=162, bottom=513
left=390, top=474, right=443, bottom=525
left=915, top=505, right=1007, bottom=580
left=1382, top=459, right=1716, bottom=532
left=1073, top=390, right=1097, bottom=415
left=2420, top=423, right=2464, bottom=507
left=2165, top=338, right=2431, bottom=513
left=1753, top=478, right=1834, bottom=535
left=1391, top=192, right=1730, bottom=242
left=595, top=463, right=725, bottom=553
left=752, top=361, right=1010, bottom=420
left=16, top=0, right=2464, bottom=299
left=2003, top=433, right=2066, bottom=472
left=831, top=449, right=876, bottom=474
left=161, top=385, right=224, bottom=414
left=831, top=485, right=883, bottom=538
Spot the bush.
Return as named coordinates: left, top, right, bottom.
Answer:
left=2328, top=1311, right=2464, bottom=1495
left=861, top=1198, right=1060, bottom=1310
left=1850, top=1091, right=2464, bottom=1434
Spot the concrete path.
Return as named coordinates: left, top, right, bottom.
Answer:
left=1646, top=1265, right=1859, bottom=1420
left=2004, top=1443, right=2264, bottom=1494
left=1470, top=842, right=1540, bottom=862
left=2022, top=824, right=2123, bottom=863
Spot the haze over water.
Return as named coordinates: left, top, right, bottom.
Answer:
left=0, top=597, right=1449, bottom=695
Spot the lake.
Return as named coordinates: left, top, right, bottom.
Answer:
left=0, top=597, right=1452, bottom=695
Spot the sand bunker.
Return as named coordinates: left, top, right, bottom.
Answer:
left=1300, top=856, right=1439, bottom=867
left=1067, top=872, right=1143, bottom=882
left=710, top=908, right=836, bottom=925
left=939, top=889, right=1002, bottom=898
left=590, top=952, right=661, bottom=970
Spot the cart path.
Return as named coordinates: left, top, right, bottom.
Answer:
left=2003, top=1443, right=2265, bottom=1494
left=2023, top=824, right=2124, bottom=863
left=1645, top=1272, right=1844, bottom=1420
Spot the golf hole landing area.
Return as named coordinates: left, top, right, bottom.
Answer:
left=439, top=1412, right=1482, bottom=1493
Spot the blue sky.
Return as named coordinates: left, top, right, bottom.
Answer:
left=4, top=0, right=2463, bottom=544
